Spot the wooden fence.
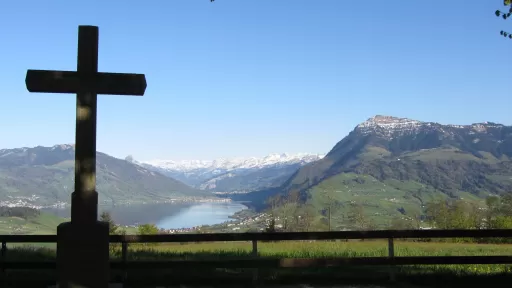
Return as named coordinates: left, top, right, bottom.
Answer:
left=0, top=229, right=511, bottom=283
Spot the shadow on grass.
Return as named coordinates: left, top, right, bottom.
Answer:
left=1, top=246, right=512, bottom=287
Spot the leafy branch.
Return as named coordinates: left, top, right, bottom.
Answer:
left=496, top=0, right=512, bottom=39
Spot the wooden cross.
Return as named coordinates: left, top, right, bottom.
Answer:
left=25, top=26, right=147, bottom=224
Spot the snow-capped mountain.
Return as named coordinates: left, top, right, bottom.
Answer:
left=356, top=115, right=505, bottom=138
left=234, top=115, right=512, bottom=210
left=138, top=153, right=324, bottom=193
left=356, top=115, right=425, bottom=136
left=143, top=153, right=323, bottom=172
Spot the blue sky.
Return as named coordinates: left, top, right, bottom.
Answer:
left=0, top=0, right=510, bottom=161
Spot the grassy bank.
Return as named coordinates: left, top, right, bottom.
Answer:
left=122, top=240, right=512, bottom=274
left=3, top=240, right=512, bottom=287
left=0, top=213, right=65, bottom=235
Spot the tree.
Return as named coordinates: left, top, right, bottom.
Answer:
left=499, top=193, right=512, bottom=216
left=495, top=0, right=512, bottom=39
left=278, top=190, right=302, bottom=231
left=347, top=203, right=374, bottom=231
left=0, top=207, right=40, bottom=219
left=423, top=196, right=512, bottom=243
left=425, top=200, right=450, bottom=229
left=485, top=195, right=501, bottom=227
left=99, top=211, right=126, bottom=253
left=485, top=195, right=512, bottom=229
left=265, top=218, right=276, bottom=233
left=389, top=218, right=414, bottom=230
left=264, top=190, right=318, bottom=232
left=265, top=194, right=282, bottom=217
left=100, top=211, right=119, bottom=235
left=297, top=204, right=316, bottom=232
left=410, top=212, right=422, bottom=230
left=483, top=195, right=512, bottom=243
left=447, top=201, right=481, bottom=229
left=137, top=223, right=160, bottom=247
left=137, top=223, right=159, bottom=235
left=425, top=199, right=483, bottom=230
left=492, top=215, right=512, bottom=229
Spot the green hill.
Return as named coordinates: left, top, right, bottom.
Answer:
left=0, top=145, right=216, bottom=207
left=233, top=116, right=512, bottom=226
left=0, top=207, right=66, bottom=235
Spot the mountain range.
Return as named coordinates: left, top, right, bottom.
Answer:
left=0, top=145, right=214, bottom=208
left=232, top=115, right=512, bottom=226
left=138, top=153, right=323, bottom=193
left=3, top=114, right=512, bottom=228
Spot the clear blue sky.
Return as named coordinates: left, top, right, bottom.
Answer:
left=0, top=0, right=510, bottom=161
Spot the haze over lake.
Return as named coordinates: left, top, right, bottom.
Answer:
left=44, top=202, right=247, bottom=229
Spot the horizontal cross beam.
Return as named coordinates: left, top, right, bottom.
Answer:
left=25, top=69, right=147, bottom=96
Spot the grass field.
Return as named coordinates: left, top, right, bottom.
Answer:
left=0, top=212, right=511, bottom=286
left=119, top=240, right=512, bottom=273
left=4, top=240, right=512, bottom=287
left=308, top=172, right=486, bottom=228
left=0, top=212, right=66, bottom=235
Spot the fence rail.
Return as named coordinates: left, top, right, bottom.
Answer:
left=0, top=229, right=511, bottom=282
left=1, top=228, right=512, bottom=243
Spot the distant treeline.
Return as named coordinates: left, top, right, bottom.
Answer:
left=422, top=194, right=512, bottom=243
left=264, top=191, right=512, bottom=244
left=0, top=206, right=40, bottom=219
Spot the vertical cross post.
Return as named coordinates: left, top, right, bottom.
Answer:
left=25, top=25, right=147, bottom=288
left=72, top=25, right=99, bottom=225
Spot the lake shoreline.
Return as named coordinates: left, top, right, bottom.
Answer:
left=42, top=201, right=248, bottom=229
left=1, top=195, right=233, bottom=211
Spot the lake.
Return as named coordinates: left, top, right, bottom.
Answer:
left=43, top=201, right=247, bottom=229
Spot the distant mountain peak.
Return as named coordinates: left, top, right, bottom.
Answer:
left=51, top=144, right=75, bottom=150
left=355, top=115, right=425, bottom=137
left=358, top=115, right=421, bottom=128
left=142, top=153, right=325, bottom=172
left=356, top=116, right=506, bottom=137
left=251, top=116, right=512, bottom=212
left=138, top=153, right=325, bottom=192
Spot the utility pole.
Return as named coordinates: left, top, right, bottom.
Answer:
left=328, top=205, right=331, bottom=231
left=322, top=188, right=335, bottom=232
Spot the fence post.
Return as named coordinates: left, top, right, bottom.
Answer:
left=122, top=241, right=128, bottom=283
left=252, top=239, right=258, bottom=257
left=387, top=237, right=395, bottom=282
left=252, top=239, right=258, bottom=285
left=1, top=241, right=6, bottom=266
left=1, top=241, right=6, bottom=282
